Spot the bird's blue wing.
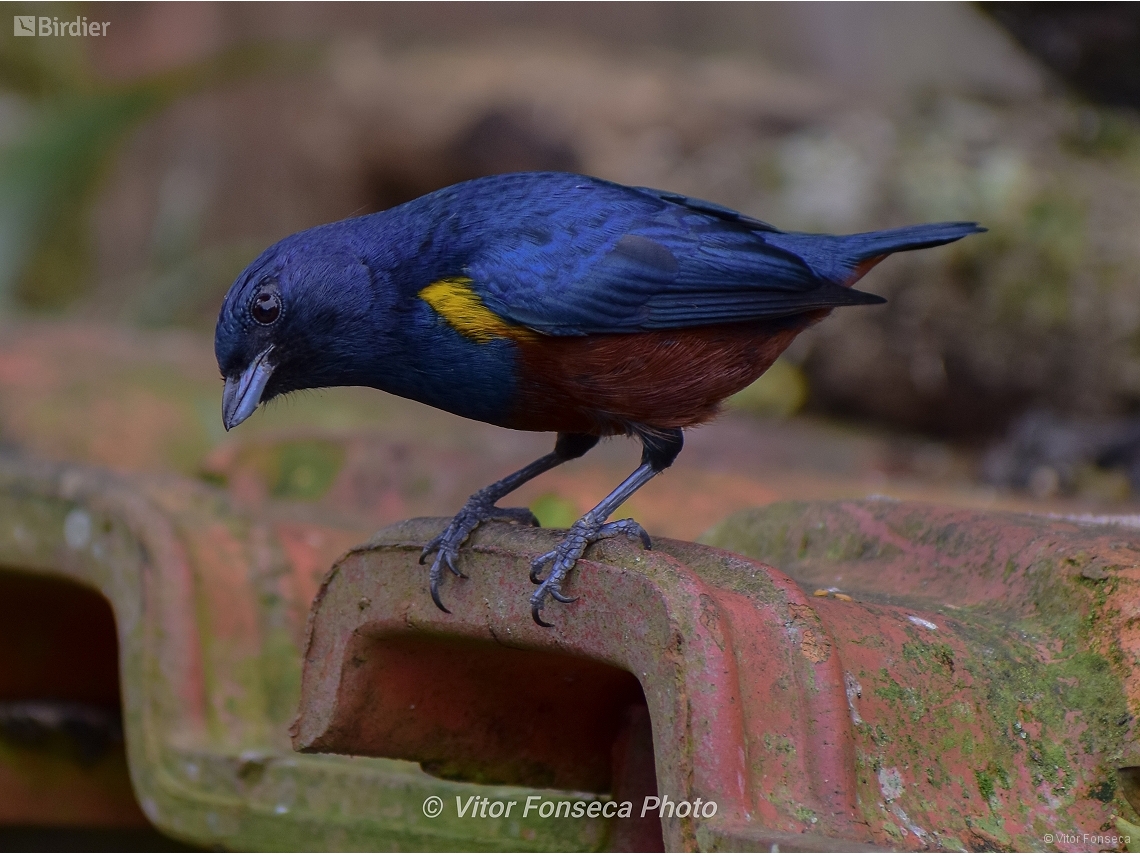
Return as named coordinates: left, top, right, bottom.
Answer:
left=465, top=183, right=882, bottom=336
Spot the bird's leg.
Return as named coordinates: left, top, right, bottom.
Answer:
left=421, top=432, right=599, bottom=612
left=530, top=428, right=683, bottom=626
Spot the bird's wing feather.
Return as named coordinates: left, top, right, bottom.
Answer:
left=466, top=187, right=882, bottom=336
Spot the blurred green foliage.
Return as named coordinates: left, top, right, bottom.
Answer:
left=727, top=357, right=809, bottom=419
left=0, top=2, right=292, bottom=313
left=529, top=493, right=580, bottom=529
left=269, top=439, right=345, bottom=501
left=197, top=438, right=346, bottom=501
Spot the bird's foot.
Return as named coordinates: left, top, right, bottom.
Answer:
left=529, top=517, right=651, bottom=626
left=420, top=497, right=539, bottom=612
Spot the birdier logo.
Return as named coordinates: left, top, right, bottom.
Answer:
left=13, top=15, right=109, bottom=36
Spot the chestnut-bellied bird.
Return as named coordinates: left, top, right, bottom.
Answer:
left=215, top=171, right=983, bottom=625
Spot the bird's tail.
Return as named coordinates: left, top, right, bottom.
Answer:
left=763, top=222, right=985, bottom=286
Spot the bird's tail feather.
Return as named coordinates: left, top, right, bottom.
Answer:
left=763, top=222, right=985, bottom=286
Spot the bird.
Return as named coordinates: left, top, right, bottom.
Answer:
left=215, top=171, right=983, bottom=625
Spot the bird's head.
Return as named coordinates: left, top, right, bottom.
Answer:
left=214, top=228, right=379, bottom=430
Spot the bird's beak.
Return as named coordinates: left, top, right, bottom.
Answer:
left=222, top=346, right=275, bottom=431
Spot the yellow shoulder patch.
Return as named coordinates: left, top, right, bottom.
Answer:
left=419, top=277, right=535, bottom=343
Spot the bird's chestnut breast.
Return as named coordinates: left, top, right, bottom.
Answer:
left=507, top=314, right=826, bottom=435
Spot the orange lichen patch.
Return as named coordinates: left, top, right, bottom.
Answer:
left=799, top=628, right=831, bottom=663
left=783, top=601, right=833, bottom=663
left=810, top=589, right=853, bottom=601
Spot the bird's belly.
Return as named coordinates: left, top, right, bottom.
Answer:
left=509, top=316, right=821, bottom=434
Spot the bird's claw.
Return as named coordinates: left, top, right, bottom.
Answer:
left=429, top=571, right=452, bottom=614
left=423, top=538, right=466, bottom=614
left=419, top=533, right=465, bottom=574
left=421, top=497, right=540, bottom=612
left=529, top=517, right=650, bottom=625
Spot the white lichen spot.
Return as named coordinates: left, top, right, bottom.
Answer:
left=907, top=615, right=938, bottom=631
left=274, top=804, right=289, bottom=815
left=64, top=509, right=92, bottom=550
left=878, top=766, right=904, bottom=802
left=1037, top=781, right=1063, bottom=810
left=845, top=672, right=864, bottom=725
left=893, top=805, right=928, bottom=840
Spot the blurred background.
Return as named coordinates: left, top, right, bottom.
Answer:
left=2, top=1, right=1140, bottom=523
left=3, top=2, right=1140, bottom=848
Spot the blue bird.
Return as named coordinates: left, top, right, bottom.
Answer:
left=215, top=172, right=983, bottom=624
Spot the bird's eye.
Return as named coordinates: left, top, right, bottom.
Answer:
left=250, top=282, right=281, bottom=325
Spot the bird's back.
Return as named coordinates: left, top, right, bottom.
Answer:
left=372, top=173, right=888, bottom=337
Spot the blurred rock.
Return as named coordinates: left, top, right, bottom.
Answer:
left=450, top=107, right=580, bottom=179
left=982, top=409, right=1140, bottom=499
left=366, top=104, right=582, bottom=212
left=800, top=95, right=1140, bottom=437
left=982, top=3, right=1140, bottom=109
